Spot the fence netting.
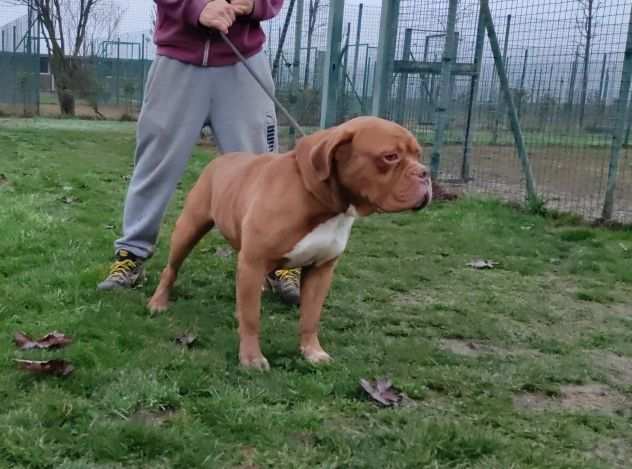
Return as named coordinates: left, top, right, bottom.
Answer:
left=1, top=1, right=631, bottom=222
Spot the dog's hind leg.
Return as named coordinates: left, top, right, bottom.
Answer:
left=148, top=203, right=214, bottom=313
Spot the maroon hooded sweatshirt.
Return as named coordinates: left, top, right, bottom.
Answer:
left=154, top=0, right=283, bottom=67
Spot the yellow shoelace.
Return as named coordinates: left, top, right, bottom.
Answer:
left=275, top=268, right=300, bottom=287
left=109, top=259, right=136, bottom=277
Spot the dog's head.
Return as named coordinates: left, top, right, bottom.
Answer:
left=295, top=116, right=432, bottom=215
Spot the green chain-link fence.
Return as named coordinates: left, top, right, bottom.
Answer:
left=0, top=11, right=39, bottom=116
left=1, top=1, right=631, bottom=222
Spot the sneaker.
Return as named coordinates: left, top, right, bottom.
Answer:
left=97, top=250, right=145, bottom=291
left=266, top=268, right=301, bottom=306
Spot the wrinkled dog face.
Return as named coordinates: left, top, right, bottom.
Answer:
left=335, top=118, right=432, bottom=214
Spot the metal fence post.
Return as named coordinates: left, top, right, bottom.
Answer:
left=338, top=22, right=351, bottom=121
left=598, top=53, right=607, bottom=106
left=320, top=0, right=345, bottom=128
left=394, top=28, right=412, bottom=124
left=115, top=38, right=121, bottom=106
left=140, top=34, right=146, bottom=108
left=362, top=54, right=371, bottom=111
left=491, top=14, right=511, bottom=145
left=462, top=3, right=486, bottom=181
left=351, top=3, right=363, bottom=99
left=567, top=47, right=579, bottom=111
left=602, top=7, right=632, bottom=220
left=430, top=0, right=458, bottom=178
left=371, top=0, right=400, bottom=118
left=481, top=0, right=537, bottom=201
left=289, top=0, right=304, bottom=147
left=625, top=93, right=632, bottom=146
left=518, top=48, right=529, bottom=115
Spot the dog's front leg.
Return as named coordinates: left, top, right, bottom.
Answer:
left=236, top=253, right=269, bottom=370
left=299, top=259, right=337, bottom=364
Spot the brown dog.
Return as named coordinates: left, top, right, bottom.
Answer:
left=148, top=116, right=432, bottom=369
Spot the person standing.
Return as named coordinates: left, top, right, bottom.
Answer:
left=98, top=0, right=301, bottom=305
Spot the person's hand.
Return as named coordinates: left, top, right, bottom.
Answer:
left=199, top=0, right=237, bottom=34
left=231, top=0, right=255, bottom=16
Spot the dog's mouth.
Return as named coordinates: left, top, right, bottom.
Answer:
left=413, top=192, right=431, bottom=212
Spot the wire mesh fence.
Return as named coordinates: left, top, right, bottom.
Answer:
left=387, top=0, right=632, bottom=222
left=0, top=10, right=39, bottom=115
left=1, top=1, right=631, bottom=222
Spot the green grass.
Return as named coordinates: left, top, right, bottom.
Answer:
left=1, top=118, right=632, bottom=468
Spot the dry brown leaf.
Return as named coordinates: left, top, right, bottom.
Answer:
left=175, top=334, right=197, bottom=347
left=360, top=378, right=411, bottom=407
left=60, top=196, right=79, bottom=204
left=14, top=331, right=73, bottom=350
left=15, top=359, right=74, bottom=377
left=467, top=259, right=498, bottom=269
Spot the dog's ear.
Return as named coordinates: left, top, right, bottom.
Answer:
left=295, top=127, right=353, bottom=183
left=294, top=126, right=354, bottom=211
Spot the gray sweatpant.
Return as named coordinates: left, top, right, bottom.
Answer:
left=115, top=52, right=277, bottom=259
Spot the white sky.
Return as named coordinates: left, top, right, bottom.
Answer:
left=1, top=0, right=383, bottom=33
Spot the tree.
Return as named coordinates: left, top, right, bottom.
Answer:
left=576, top=0, right=602, bottom=128
left=70, top=0, right=124, bottom=56
left=150, top=4, right=157, bottom=36
left=5, top=0, right=123, bottom=116
left=303, top=0, right=322, bottom=89
left=272, top=0, right=296, bottom=81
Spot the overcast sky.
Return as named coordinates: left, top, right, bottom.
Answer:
left=1, top=0, right=382, bottom=32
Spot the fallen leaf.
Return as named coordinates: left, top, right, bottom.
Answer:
left=215, top=246, right=233, bottom=258
left=467, top=259, right=498, bottom=269
left=15, top=359, right=74, bottom=377
left=60, top=196, right=79, bottom=204
left=14, top=331, right=73, bottom=350
left=360, top=378, right=411, bottom=407
left=175, top=334, right=197, bottom=347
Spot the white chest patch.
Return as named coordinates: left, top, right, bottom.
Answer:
left=283, top=206, right=357, bottom=268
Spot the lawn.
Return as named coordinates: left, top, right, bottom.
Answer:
left=1, top=118, right=631, bottom=468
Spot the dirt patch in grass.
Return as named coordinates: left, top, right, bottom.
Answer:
left=440, top=338, right=539, bottom=359
left=513, top=384, right=628, bottom=414
left=440, top=339, right=501, bottom=357
left=129, top=408, right=177, bottom=427
left=592, top=351, right=632, bottom=386
left=392, top=290, right=433, bottom=306
left=593, top=438, right=631, bottom=469
left=435, top=144, right=632, bottom=223
left=237, top=446, right=260, bottom=469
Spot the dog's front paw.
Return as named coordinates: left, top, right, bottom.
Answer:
left=240, top=354, right=270, bottom=371
left=301, top=346, right=333, bottom=365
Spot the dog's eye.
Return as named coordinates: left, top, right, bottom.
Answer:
left=383, top=153, right=400, bottom=164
